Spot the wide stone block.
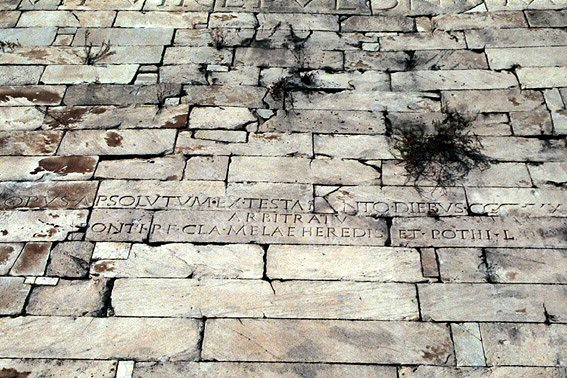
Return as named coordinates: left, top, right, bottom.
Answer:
left=86, top=209, right=153, bottom=242
left=203, top=319, right=454, bottom=364
left=0, top=316, right=201, bottom=360
left=114, top=11, right=208, bottom=28
left=0, top=359, right=117, bottom=378
left=267, top=245, right=424, bottom=282
left=399, top=366, right=566, bottom=377
left=0, top=277, right=31, bottom=315
left=466, top=28, right=567, bottom=49
left=0, top=86, right=65, bottom=106
left=419, top=283, right=567, bottom=322
left=487, top=47, right=567, bottom=69
left=517, top=67, right=567, bottom=89
left=0, top=156, right=98, bottom=181
left=58, top=129, right=176, bottom=155
left=485, top=248, right=567, bottom=283
left=164, top=47, right=233, bottom=65
left=392, top=217, right=567, bottom=248
left=74, top=28, right=173, bottom=46
left=149, top=210, right=388, bottom=245
left=229, top=156, right=381, bottom=185
left=134, top=362, right=396, bottom=378
left=431, top=11, right=526, bottom=30
left=0, top=210, right=88, bottom=242
left=381, top=31, right=465, bottom=51
left=64, top=84, right=181, bottom=106
left=92, top=243, right=264, bottom=278
left=481, top=323, right=566, bottom=366
left=0, top=130, right=62, bottom=156
left=314, top=134, right=394, bottom=159
left=0, top=27, right=57, bottom=45
left=113, top=279, right=418, bottom=320
left=95, top=155, right=186, bottom=180
left=443, top=89, right=544, bottom=113
left=0, top=66, right=44, bottom=85
left=9, top=242, right=51, bottom=276
left=214, top=0, right=371, bottom=14
left=391, top=70, right=517, bottom=91
left=41, top=65, right=138, bottom=84
left=17, top=10, right=115, bottom=27
left=0, top=243, right=22, bottom=274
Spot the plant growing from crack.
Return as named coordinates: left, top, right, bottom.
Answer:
left=267, top=69, right=316, bottom=110
left=83, top=30, right=114, bottom=65
left=210, top=28, right=227, bottom=50
left=392, top=112, right=489, bottom=187
left=0, top=40, right=19, bottom=53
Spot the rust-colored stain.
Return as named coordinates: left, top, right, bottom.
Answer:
left=45, top=107, right=90, bottom=128
left=0, top=230, right=7, bottom=236
left=258, top=134, right=281, bottom=141
left=14, top=243, right=49, bottom=272
left=0, top=246, right=15, bottom=264
left=32, top=156, right=97, bottom=176
left=163, top=114, right=188, bottom=129
left=0, top=368, right=31, bottom=378
left=105, top=131, right=124, bottom=147
left=421, top=344, right=450, bottom=364
left=94, top=260, right=115, bottom=273
left=0, top=88, right=61, bottom=104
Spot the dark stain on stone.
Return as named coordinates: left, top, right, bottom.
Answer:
left=93, top=260, right=115, bottom=273
left=0, top=246, right=14, bottom=264
left=258, top=134, right=281, bottom=141
left=14, top=243, right=49, bottom=272
left=0, top=88, right=61, bottom=104
left=105, top=131, right=123, bottom=147
left=0, top=368, right=31, bottom=378
left=421, top=344, right=451, bottom=364
left=163, top=114, right=188, bottom=129
left=45, top=107, right=90, bottom=129
left=32, top=156, right=97, bottom=176
left=0, top=230, right=7, bottom=236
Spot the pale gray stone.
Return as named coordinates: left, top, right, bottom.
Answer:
left=86, top=209, right=153, bottom=242
left=0, top=156, right=98, bottom=182
left=189, top=106, right=256, bottom=130
left=114, top=11, right=208, bottom=28
left=529, top=162, right=567, bottom=187
left=41, top=65, right=139, bottom=84
left=164, top=47, right=233, bottom=64
left=0, top=316, right=201, bottom=360
left=210, top=12, right=258, bottom=28
left=267, top=245, right=424, bottom=282
left=485, top=248, right=567, bottom=283
left=437, top=248, right=487, bottom=283
left=0, top=181, right=98, bottom=210
left=258, top=13, right=339, bottom=31
left=315, top=134, right=394, bottom=159
left=113, top=279, right=419, bottom=319
left=466, top=28, right=567, bottom=49
left=95, top=155, right=186, bottom=180
left=229, top=157, right=381, bottom=185
left=0, top=277, right=31, bottom=315
left=443, top=89, right=545, bottom=113
left=92, top=243, right=263, bottom=278
left=60, top=0, right=144, bottom=10
left=17, top=10, right=115, bottom=27
left=342, top=15, right=414, bottom=31
left=481, top=136, right=567, bottom=162
left=485, top=0, right=566, bottom=11
left=432, top=11, right=526, bottom=30
left=183, top=85, right=267, bottom=108
left=63, top=84, right=182, bottom=106
left=0, top=27, right=57, bottom=45
left=517, top=67, right=567, bottom=89
left=381, top=31, right=465, bottom=50
left=466, top=187, right=567, bottom=216
left=74, top=28, right=174, bottom=46
left=0, top=211, right=88, bottom=242
left=399, top=366, right=565, bottom=378
left=134, top=362, right=396, bottom=378
left=26, top=277, right=108, bottom=316
left=185, top=156, right=229, bottom=180
left=0, top=66, right=44, bottom=85
left=0, top=359, right=117, bottom=378
left=203, top=319, right=454, bottom=364
left=0, top=107, right=44, bottom=131
left=509, top=110, right=553, bottom=136
left=487, top=47, right=567, bottom=69
left=526, top=9, right=567, bottom=27
left=451, top=323, right=485, bottom=367
left=46, top=241, right=94, bottom=278
left=481, top=323, right=567, bottom=366
left=0, top=243, right=22, bottom=275
left=391, top=70, right=517, bottom=90
left=419, top=283, right=566, bottom=322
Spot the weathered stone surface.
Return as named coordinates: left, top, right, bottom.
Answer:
left=42, top=65, right=139, bottom=84
left=345, top=51, right=410, bottom=71
left=267, top=245, right=423, bottom=281
left=45, top=105, right=188, bottom=129
left=92, top=243, right=263, bottom=278
left=92, top=242, right=130, bottom=260
left=0, top=86, right=65, bottom=106
left=9, top=242, right=51, bottom=276
left=0, top=211, right=88, bottom=242
left=517, top=67, right=567, bottom=89
left=0, top=277, right=31, bottom=315
left=466, top=187, right=567, bottom=216
left=451, top=323, right=485, bottom=366
left=529, top=162, right=567, bottom=187
left=26, top=277, right=108, bottom=316
left=485, top=248, right=567, bottom=283
left=230, top=156, right=381, bottom=185
left=74, top=28, right=173, bottom=46
left=0, top=66, right=44, bottom=85
left=432, top=11, right=526, bottom=30
left=58, top=130, right=176, bottom=155
left=64, top=84, right=182, bottom=106
left=437, top=248, right=487, bottom=283
left=0, top=130, right=62, bottom=156
left=113, top=279, right=418, bottom=319
left=257, top=13, right=338, bottom=31
left=134, top=362, right=396, bottom=378
left=177, top=132, right=312, bottom=156
left=289, top=91, right=441, bottom=112
left=487, top=47, right=567, bottom=69
left=443, top=89, right=545, bottom=113
left=114, top=11, right=208, bottom=28
left=0, top=181, right=98, bottom=210
left=185, top=156, right=229, bottom=180
left=510, top=110, right=553, bottom=136
left=215, top=0, right=371, bottom=14
left=314, top=134, right=393, bottom=159
left=392, top=217, right=567, bottom=248
left=392, top=70, right=517, bottom=91
left=481, top=323, right=567, bottom=366
left=0, top=27, right=57, bottom=45
left=144, top=0, right=213, bottom=10
left=0, top=243, right=22, bottom=274
left=260, top=110, right=386, bottom=134
left=323, top=186, right=467, bottom=217
left=189, top=106, right=256, bottom=130
left=0, top=359, right=117, bottom=378
left=382, top=161, right=532, bottom=187
left=399, top=366, right=566, bottom=377
left=419, top=283, right=567, bottom=322
left=466, top=28, right=567, bottom=49
left=485, top=0, right=566, bottom=11
left=203, top=319, right=453, bottom=364
left=0, top=316, right=201, bottom=360
left=95, top=155, right=186, bottom=180
left=164, top=47, right=233, bottom=64
left=183, top=85, right=266, bottom=108
left=46, top=241, right=94, bottom=278
left=17, top=10, right=115, bottom=27
left=0, top=107, right=44, bottom=131
left=381, top=31, right=465, bottom=50
left=0, top=156, right=98, bottom=181
left=526, top=9, right=567, bottom=27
